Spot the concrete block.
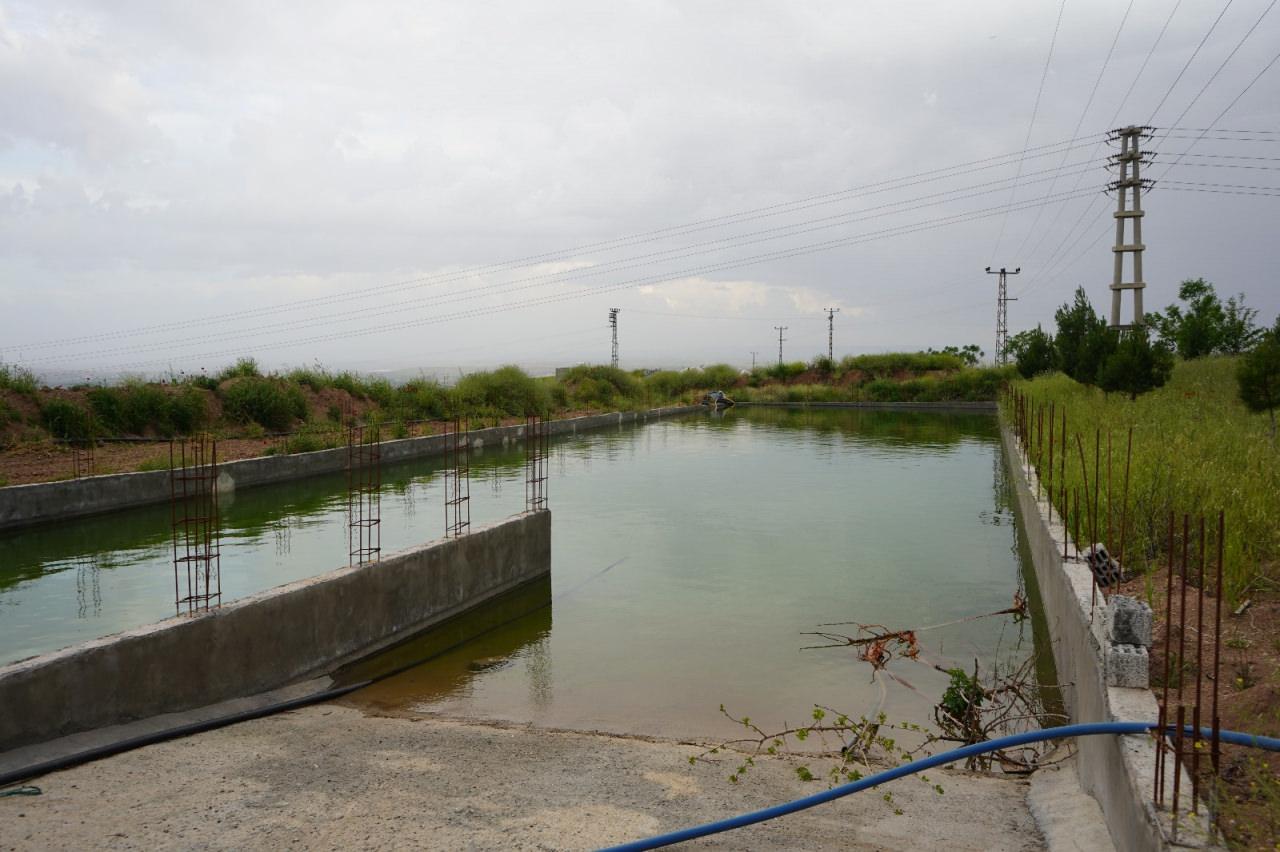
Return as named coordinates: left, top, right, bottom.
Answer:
left=1084, top=543, right=1122, bottom=587
left=1105, top=643, right=1149, bottom=688
left=1107, top=595, right=1153, bottom=647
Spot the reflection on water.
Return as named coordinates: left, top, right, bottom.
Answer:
left=0, top=408, right=1043, bottom=741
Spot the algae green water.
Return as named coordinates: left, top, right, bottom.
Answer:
left=0, top=408, right=1041, bottom=739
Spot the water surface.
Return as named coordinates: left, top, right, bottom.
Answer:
left=0, top=408, right=1038, bottom=739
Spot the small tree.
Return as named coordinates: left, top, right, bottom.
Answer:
left=1097, top=326, right=1174, bottom=400
left=1238, top=317, right=1280, bottom=442
left=1007, top=326, right=1057, bottom=379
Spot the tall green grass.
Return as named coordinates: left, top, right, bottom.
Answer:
left=1013, top=358, right=1278, bottom=601
left=0, top=363, right=38, bottom=396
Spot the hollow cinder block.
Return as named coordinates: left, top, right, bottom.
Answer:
left=1107, top=595, right=1153, bottom=648
left=1105, top=642, right=1149, bottom=688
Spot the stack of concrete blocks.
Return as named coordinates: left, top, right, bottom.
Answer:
left=1105, top=595, right=1153, bottom=688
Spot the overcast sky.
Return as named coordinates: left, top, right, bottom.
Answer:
left=2, top=0, right=1277, bottom=378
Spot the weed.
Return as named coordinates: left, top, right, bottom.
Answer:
left=0, top=363, right=38, bottom=395
left=1233, top=661, right=1257, bottom=691
left=217, top=357, right=261, bottom=381
left=1016, top=358, right=1280, bottom=601
left=135, top=455, right=170, bottom=473
left=220, top=377, right=306, bottom=431
left=40, top=400, right=93, bottom=441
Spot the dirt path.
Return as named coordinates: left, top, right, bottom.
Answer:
left=2, top=705, right=1046, bottom=851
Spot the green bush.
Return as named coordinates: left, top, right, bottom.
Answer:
left=217, top=357, right=261, bottom=382
left=86, top=383, right=207, bottom=436
left=220, top=377, right=307, bottom=430
left=385, top=379, right=444, bottom=421
left=41, top=399, right=94, bottom=441
left=454, top=365, right=548, bottom=416
left=0, top=363, right=38, bottom=395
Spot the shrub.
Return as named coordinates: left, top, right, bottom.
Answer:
left=217, top=357, right=261, bottom=382
left=399, top=378, right=450, bottom=417
left=220, top=377, right=307, bottom=431
left=41, top=399, right=94, bottom=441
left=0, top=363, right=38, bottom=395
left=87, top=383, right=207, bottom=436
left=454, top=365, right=549, bottom=416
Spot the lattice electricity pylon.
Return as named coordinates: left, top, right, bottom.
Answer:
left=525, top=414, right=549, bottom=512
left=445, top=416, right=471, bottom=538
left=169, top=435, right=221, bottom=615
left=346, top=420, right=382, bottom=566
left=1106, top=126, right=1155, bottom=330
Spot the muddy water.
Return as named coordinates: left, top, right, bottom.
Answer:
left=0, top=408, right=1041, bottom=740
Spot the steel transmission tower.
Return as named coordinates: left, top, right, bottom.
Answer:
left=1107, top=126, right=1153, bottom=329
left=608, top=308, right=620, bottom=368
left=984, top=266, right=1020, bottom=365
left=774, top=326, right=788, bottom=366
left=825, top=307, right=840, bottom=361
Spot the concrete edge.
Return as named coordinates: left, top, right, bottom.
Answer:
left=0, top=510, right=551, bottom=752
left=0, top=405, right=702, bottom=530
left=1000, top=422, right=1216, bottom=850
left=733, top=400, right=997, bottom=411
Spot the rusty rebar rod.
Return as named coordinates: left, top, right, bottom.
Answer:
left=1212, top=510, right=1224, bottom=776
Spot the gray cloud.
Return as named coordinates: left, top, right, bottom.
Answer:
left=1, top=0, right=1277, bottom=375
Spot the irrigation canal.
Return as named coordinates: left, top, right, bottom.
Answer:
left=0, top=408, right=1043, bottom=740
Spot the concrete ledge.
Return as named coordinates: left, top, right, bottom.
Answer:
left=0, top=405, right=700, bottom=530
left=734, top=400, right=996, bottom=411
left=1001, top=424, right=1214, bottom=850
left=0, top=510, right=551, bottom=753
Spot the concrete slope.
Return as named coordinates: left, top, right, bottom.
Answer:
left=5, top=704, right=1046, bottom=851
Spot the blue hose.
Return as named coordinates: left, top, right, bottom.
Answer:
left=603, top=722, right=1280, bottom=851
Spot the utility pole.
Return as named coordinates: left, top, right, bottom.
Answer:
left=774, top=326, right=788, bottom=366
left=608, top=308, right=620, bottom=368
left=750, top=351, right=758, bottom=371
left=1107, top=126, right=1153, bottom=329
left=825, top=307, right=840, bottom=361
left=984, top=267, right=1020, bottom=365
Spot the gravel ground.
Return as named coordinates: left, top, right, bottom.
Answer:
left=2, top=705, right=1047, bottom=851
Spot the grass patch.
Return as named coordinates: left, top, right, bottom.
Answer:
left=0, top=363, right=38, bottom=395
left=135, top=455, right=170, bottom=473
left=220, top=377, right=307, bottom=431
left=1013, top=357, right=1278, bottom=601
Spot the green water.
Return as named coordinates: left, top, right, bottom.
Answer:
left=0, top=408, right=1040, bottom=740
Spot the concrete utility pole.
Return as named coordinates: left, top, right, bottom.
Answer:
left=825, top=307, right=840, bottom=361
left=609, top=308, right=620, bottom=368
left=984, top=267, right=1020, bottom=365
left=750, top=351, right=758, bottom=370
left=1107, top=126, right=1153, bottom=329
left=774, top=326, right=788, bottom=366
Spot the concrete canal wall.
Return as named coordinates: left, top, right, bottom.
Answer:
left=0, top=511, right=550, bottom=753
left=0, top=406, right=700, bottom=531
left=735, top=400, right=996, bottom=412
left=1000, top=425, right=1210, bottom=851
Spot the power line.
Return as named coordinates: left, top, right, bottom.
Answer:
left=1157, top=44, right=1280, bottom=178
left=13, top=133, right=1109, bottom=353
left=1012, top=0, right=1134, bottom=260
left=1158, top=0, right=1277, bottom=139
left=1147, top=0, right=1236, bottom=124
left=1019, top=0, right=1179, bottom=276
left=45, top=188, right=1102, bottom=370
left=990, top=0, right=1069, bottom=264
left=22, top=166, right=1106, bottom=363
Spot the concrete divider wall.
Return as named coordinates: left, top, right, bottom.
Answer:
left=735, top=400, right=996, bottom=411
left=0, top=406, right=700, bottom=531
left=0, top=510, right=551, bottom=753
left=1001, top=425, right=1210, bottom=851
